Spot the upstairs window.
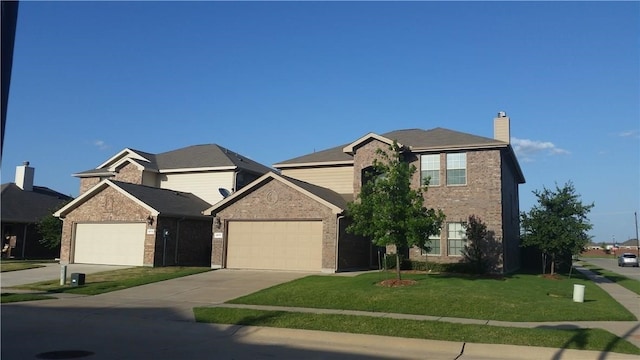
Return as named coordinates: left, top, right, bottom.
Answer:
left=420, top=154, right=440, bottom=186
left=446, top=153, right=467, bottom=185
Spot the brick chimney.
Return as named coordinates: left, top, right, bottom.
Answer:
left=494, top=111, right=510, bottom=143
left=15, top=161, right=34, bottom=191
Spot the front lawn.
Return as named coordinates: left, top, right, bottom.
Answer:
left=228, top=271, right=636, bottom=322
left=193, top=307, right=640, bottom=355
left=1, top=260, right=52, bottom=272
left=10, top=267, right=211, bottom=296
left=1, top=292, right=56, bottom=303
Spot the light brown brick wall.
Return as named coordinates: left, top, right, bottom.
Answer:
left=79, top=178, right=102, bottom=194
left=78, top=162, right=145, bottom=195
left=113, top=163, right=144, bottom=184
left=211, top=178, right=338, bottom=271
left=349, top=142, right=515, bottom=271
left=352, top=139, right=390, bottom=196
left=409, top=150, right=506, bottom=268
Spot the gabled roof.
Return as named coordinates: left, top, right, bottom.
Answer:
left=74, top=144, right=272, bottom=177
left=381, top=128, right=505, bottom=150
left=275, top=127, right=508, bottom=167
left=1, top=183, right=72, bottom=223
left=205, top=172, right=347, bottom=215
left=273, top=143, right=354, bottom=168
left=54, top=180, right=211, bottom=219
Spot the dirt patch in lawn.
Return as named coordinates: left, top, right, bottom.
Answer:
left=378, top=279, right=418, bottom=287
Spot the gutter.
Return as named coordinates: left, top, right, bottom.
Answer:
left=335, top=214, right=345, bottom=272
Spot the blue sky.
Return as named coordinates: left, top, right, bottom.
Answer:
left=2, top=1, right=638, bottom=243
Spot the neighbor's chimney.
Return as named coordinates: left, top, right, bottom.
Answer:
left=494, top=111, right=510, bottom=144
left=15, top=161, right=34, bottom=191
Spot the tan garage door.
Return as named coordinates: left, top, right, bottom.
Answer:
left=74, top=223, right=146, bottom=266
left=226, top=221, right=322, bottom=271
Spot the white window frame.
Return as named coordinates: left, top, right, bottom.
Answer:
left=422, top=232, right=441, bottom=256
left=446, top=153, right=467, bottom=186
left=420, top=154, right=440, bottom=186
left=447, top=222, right=467, bottom=256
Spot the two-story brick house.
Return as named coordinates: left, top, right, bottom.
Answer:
left=207, top=113, right=524, bottom=273
left=54, top=144, right=272, bottom=267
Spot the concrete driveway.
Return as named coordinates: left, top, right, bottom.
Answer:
left=0, top=263, right=133, bottom=288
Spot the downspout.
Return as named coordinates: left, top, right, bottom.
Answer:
left=335, top=214, right=345, bottom=273
left=175, top=217, right=185, bottom=265
left=21, top=223, right=27, bottom=258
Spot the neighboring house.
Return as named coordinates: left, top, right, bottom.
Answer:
left=1, top=162, right=72, bottom=259
left=206, top=113, right=525, bottom=273
left=619, top=239, right=639, bottom=251
left=54, top=144, right=272, bottom=267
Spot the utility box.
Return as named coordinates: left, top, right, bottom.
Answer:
left=70, top=273, right=85, bottom=286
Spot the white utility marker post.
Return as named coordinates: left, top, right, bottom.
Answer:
left=60, top=265, right=67, bottom=285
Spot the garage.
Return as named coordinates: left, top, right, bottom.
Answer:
left=73, top=223, right=146, bottom=266
left=226, top=220, right=322, bottom=271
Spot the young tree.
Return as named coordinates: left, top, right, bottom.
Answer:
left=461, top=215, right=501, bottom=274
left=37, top=201, right=70, bottom=249
left=347, top=141, right=445, bottom=280
left=520, top=182, right=594, bottom=275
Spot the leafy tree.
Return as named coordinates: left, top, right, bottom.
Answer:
left=347, top=141, right=445, bottom=280
left=37, top=201, right=70, bottom=249
left=520, top=182, right=594, bottom=275
left=461, top=215, right=501, bottom=274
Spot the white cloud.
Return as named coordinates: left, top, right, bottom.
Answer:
left=93, top=140, right=109, bottom=150
left=511, top=137, right=569, bottom=160
left=618, top=130, right=639, bottom=139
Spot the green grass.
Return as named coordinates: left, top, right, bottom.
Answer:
left=0, top=261, right=49, bottom=272
left=1, top=292, right=56, bottom=303
left=193, top=307, right=640, bottom=355
left=10, top=266, right=211, bottom=295
left=228, top=271, right=636, bottom=322
left=579, top=263, right=640, bottom=295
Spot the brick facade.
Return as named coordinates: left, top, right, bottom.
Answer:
left=79, top=177, right=101, bottom=194
left=211, top=178, right=338, bottom=271
left=211, top=177, right=371, bottom=272
left=349, top=141, right=520, bottom=273
left=59, top=186, right=211, bottom=267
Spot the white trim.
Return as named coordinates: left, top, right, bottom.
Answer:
left=72, top=171, right=114, bottom=178
left=343, top=133, right=401, bottom=154
left=107, top=158, right=147, bottom=172
left=96, top=148, right=152, bottom=169
left=410, top=143, right=507, bottom=152
left=159, top=166, right=236, bottom=173
left=204, top=172, right=344, bottom=215
left=54, top=180, right=159, bottom=218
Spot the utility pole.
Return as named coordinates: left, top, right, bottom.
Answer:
left=635, top=212, right=639, bottom=257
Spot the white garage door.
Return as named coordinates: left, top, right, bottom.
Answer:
left=74, top=223, right=146, bottom=266
left=227, top=221, right=322, bottom=271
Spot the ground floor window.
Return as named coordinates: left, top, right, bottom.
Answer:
left=422, top=232, right=441, bottom=256
left=447, top=222, right=466, bottom=256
